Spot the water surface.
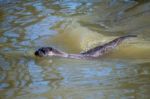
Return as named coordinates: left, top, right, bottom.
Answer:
left=0, top=0, right=150, bottom=99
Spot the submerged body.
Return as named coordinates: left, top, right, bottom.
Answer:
left=35, top=35, right=136, bottom=59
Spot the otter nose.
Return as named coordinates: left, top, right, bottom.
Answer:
left=35, top=50, right=45, bottom=57
left=35, top=50, right=39, bottom=56
left=35, top=47, right=51, bottom=57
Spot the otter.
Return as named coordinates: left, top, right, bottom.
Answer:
left=35, top=35, right=137, bottom=59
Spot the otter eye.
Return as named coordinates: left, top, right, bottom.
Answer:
left=48, top=47, right=53, bottom=51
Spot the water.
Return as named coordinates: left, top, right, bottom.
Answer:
left=0, top=0, right=150, bottom=99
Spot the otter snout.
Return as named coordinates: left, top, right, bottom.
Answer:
left=35, top=47, right=52, bottom=57
left=35, top=50, right=45, bottom=57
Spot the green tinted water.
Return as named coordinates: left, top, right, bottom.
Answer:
left=0, top=0, right=150, bottom=99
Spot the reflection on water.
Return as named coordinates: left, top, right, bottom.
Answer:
left=0, top=0, right=150, bottom=99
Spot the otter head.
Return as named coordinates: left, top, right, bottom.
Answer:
left=35, top=47, right=65, bottom=57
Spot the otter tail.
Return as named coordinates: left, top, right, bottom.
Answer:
left=81, top=35, right=137, bottom=57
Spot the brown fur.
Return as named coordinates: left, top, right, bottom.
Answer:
left=35, top=35, right=137, bottom=59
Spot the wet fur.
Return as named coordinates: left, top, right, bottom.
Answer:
left=80, top=35, right=137, bottom=57
left=35, top=35, right=137, bottom=59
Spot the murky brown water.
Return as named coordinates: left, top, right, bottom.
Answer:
left=0, top=0, right=150, bottom=99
